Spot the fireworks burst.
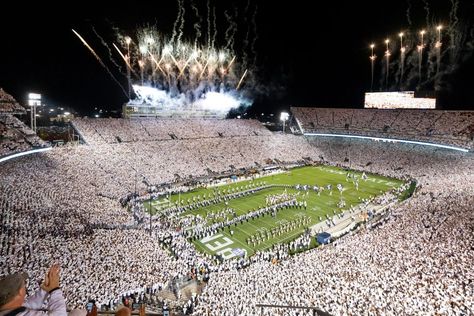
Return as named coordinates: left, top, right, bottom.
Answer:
left=369, top=2, right=473, bottom=92
left=116, top=26, right=252, bottom=114
left=73, top=1, right=259, bottom=116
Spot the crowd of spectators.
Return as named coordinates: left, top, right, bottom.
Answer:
left=0, top=89, right=47, bottom=158
left=1, top=115, right=473, bottom=315
left=0, top=118, right=316, bottom=311
left=194, top=139, right=474, bottom=315
left=0, top=88, right=25, bottom=114
left=71, top=118, right=272, bottom=145
left=291, top=107, right=474, bottom=150
left=0, top=114, right=47, bottom=158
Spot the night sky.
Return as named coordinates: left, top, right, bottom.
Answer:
left=1, top=1, right=473, bottom=116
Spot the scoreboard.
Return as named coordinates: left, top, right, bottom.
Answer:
left=364, top=91, right=436, bottom=109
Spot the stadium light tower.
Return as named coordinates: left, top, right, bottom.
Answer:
left=28, top=93, right=41, bottom=133
left=280, top=112, right=289, bottom=133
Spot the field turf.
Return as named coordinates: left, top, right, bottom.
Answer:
left=145, top=165, right=403, bottom=258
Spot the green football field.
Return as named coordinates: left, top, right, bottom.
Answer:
left=145, top=165, right=404, bottom=258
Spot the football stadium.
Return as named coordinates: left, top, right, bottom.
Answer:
left=1, top=1, right=473, bottom=316
left=1, top=88, right=473, bottom=315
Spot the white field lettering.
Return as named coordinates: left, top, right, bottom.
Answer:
left=200, top=234, right=237, bottom=260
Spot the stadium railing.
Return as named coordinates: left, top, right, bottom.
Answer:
left=255, top=303, right=332, bottom=316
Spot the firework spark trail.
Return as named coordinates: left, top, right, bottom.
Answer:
left=92, top=26, right=125, bottom=75
left=224, top=10, right=233, bottom=50
left=422, top=0, right=430, bottom=28
left=72, top=29, right=104, bottom=66
left=404, top=36, right=424, bottom=89
left=436, top=45, right=441, bottom=76
left=224, top=9, right=231, bottom=45
left=72, top=29, right=128, bottom=97
left=112, top=43, right=143, bottom=78
left=191, top=0, right=202, bottom=46
left=418, top=39, right=460, bottom=89
left=199, top=59, right=210, bottom=80
left=450, top=0, right=459, bottom=27
left=449, top=21, right=469, bottom=66
left=448, top=0, right=460, bottom=64
left=169, top=53, right=183, bottom=74
left=226, top=56, right=236, bottom=72
left=385, top=40, right=390, bottom=90
left=206, top=0, right=211, bottom=48
left=224, top=8, right=238, bottom=52
left=178, top=55, right=195, bottom=78
left=212, top=6, right=217, bottom=48
left=448, top=2, right=462, bottom=66
left=399, top=33, right=405, bottom=88
left=250, top=3, right=258, bottom=68
left=406, top=0, right=412, bottom=26
left=113, top=43, right=128, bottom=65
left=418, top=31, right=425, bottom=86
left=236, top=69, right=248, bottom=90
left=177, top=0, right=186, bottom=44
left=242, top=0, right=251, bottom=69
left=147, top=52, right=166, bottom=77
left=424, top=36, right=438, bottom=83
left=171, top=0, right=183, bottom=44
left=113, top=42, right=137, bottom=98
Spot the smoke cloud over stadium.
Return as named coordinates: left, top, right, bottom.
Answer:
left=73, top=0, right=259, bottom=116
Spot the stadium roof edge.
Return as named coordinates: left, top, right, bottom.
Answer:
left=290, top=106, right=474, bottom=113
left=0, top=147, right=52, bottom=164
